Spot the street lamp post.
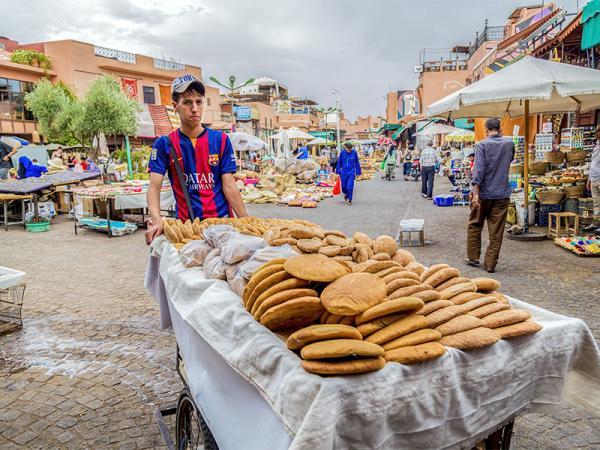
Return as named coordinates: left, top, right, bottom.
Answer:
left=209, top=75, right=256, bottom=133
left=332, top=90, right=341, bottom=152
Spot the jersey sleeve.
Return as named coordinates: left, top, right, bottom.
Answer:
left=148, top=136, right=170, bottom=176
left=220, top=134, right=237, bottom=174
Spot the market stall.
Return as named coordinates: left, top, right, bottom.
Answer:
left=146, top=218, right=600, bottom=450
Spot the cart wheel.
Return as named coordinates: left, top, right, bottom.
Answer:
left=175, top=389, right=218, bottom=450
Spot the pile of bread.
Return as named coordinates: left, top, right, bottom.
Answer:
left=162, top=217, right=319, bottom=250
left=242, top=252, right=542, bottom=376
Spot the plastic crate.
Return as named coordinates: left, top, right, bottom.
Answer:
left=537, top=203, right=562, bottom=227
left=0, top=266, right=25, bottom=290
left=434, top=195, right=455, bottom=207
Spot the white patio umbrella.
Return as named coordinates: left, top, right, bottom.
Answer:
left=445, top=128, right=475, bottom=142
left=426, top=56, right=600, bottom=233
left=270, top=127, right=314, bottom=141
left=414, top=123, right=463, bottom=136
left=308, top=137, right=327, bottom=145
left=228, top=132, right=268, bottom=152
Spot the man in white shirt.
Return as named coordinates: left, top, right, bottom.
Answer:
left=419, top=140, right=441, bottom=199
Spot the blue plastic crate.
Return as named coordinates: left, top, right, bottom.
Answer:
left=434, top=195, right=455, bottom=207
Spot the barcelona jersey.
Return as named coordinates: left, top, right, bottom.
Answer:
left=149, top=128, right=237, bottom=221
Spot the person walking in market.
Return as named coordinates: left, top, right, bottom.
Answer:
left=336, top=142, right=362, bottom=205
left=329, top=145, right=339, bottom=172
left=0, top=141, right=18, bottom=180
left=420, top=140, right=441, bottom=199
left=584, top=126, right=600, bottom=232
left=467, top=117, right=515, bottom=273
left=145, top=74, right=248, bottom=244
left=402, top=144, right=414, bottom=181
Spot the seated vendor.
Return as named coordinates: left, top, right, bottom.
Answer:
left=18, top=156, right=48, bottom=178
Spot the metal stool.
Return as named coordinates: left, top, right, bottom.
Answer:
left=399, top=219, right=425, bottom=247
left=548, top=212, right=579, bottom=239
left=0, top=194, right=32, bottom=231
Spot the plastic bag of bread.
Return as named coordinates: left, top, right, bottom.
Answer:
left=203, top=249, right=226, bottom=280
left=179, top=240, right=213, bottom=268
left=220, top=232, right=267, bottom=265
left=229, top=276, right=247, bottom=298
left=203, top=225, right=236, bottom=248
left=226, top=261, right=244, bottom=283
left=238, top=244, right=299, bottom=280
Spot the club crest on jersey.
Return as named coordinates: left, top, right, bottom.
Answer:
left=208, top=154, right=220, bottom=166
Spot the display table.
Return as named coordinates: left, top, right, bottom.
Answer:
left=146, top=237, right=600, bottom=450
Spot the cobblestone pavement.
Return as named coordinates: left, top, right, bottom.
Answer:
left=0, top=173, right=598, bottom=449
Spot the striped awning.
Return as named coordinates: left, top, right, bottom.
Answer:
left=148, top=104, right=175, bottom=136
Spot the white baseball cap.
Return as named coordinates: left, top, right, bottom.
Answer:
left=171, top=74, right=206, bottom=95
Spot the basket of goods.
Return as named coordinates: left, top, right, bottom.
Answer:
left=528, top=162, right=548, bottom=175
left=536, top=189, right=564, bottom=205
left=509, top=165, right=524, bottom=175
left=544, top=151, right=565, bottom=164
left=566, top=150, right=587, bottom=164
left=564, top=184, right=586, bottom=198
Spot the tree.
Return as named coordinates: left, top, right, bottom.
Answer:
left=24, top=79, right=75, bottom=144
left=77, top=75, right=138, bottom=161
left=25, top=75, right=139, bottom=159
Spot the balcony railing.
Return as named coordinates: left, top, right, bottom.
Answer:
left=422, top=60, right=468, bottom=72
left=94, top=46, right=136, bottom=64
left=468, top=23, right=506, bottom=56
left=153, top=58, right=185, bottom=71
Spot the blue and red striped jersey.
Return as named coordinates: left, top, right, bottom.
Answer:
left=149, top=127, right=237, bottom=221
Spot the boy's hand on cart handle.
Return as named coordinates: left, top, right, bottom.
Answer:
left=145, top=218, right=163, bottom=245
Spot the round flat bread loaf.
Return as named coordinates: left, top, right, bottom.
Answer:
left=389, top=284, right=432, bottom=299
left=324, top=235, right=351, bottom=247
left=382, top=328, right=442, bottom=350
left=284, top=254, right=348, bottom=282
left=246, top=270, right=291, bottom=312
left=461, top=296, right=498, bottom=312
left=439, top=282, right=478, bottom=300
left=439, top=327, right=501, bottom=350
left=339, top=316, right=355, bottom=326
left=391, top=249, right=416, bottom=266
left=372, top=253, right=391, bottom=261
left=301, top=356, right=385, bottom=375
left=435, top=315, right=484, bottom=336
left=260, top=296, right=323, bottom=331
left=243, top=262, right=285, bottom=305
left=472, top=277, right=502, bottom=292
left=405, top=261, right=425, bottom=275
left=296, top=238, right=322, bottom=253
left=323, top=229, right=346, bottom=238
left=361, top=260, right=402, bottom=274
left=252, top=288, right=318, bottom=319
left=419, top=264, right=450, bottom=282
left=383, top=271, right=420, bottom=283
left=425, top=305, right=469, bottom=328
left=339, top=244, right=355, bottom=256
left=450, top=292, right=486, bottom=305
left=435, top=277, right=471, bottom=292
left=273, top=238, right=298, bottom=246
left=365, top=315, right=429, bottom=345
left=488, top=292, right=510, bottom=305
left=321, top=272, right=386, bottom=315
left=384, top=342, right=446, bottom=364
left=251, top=278, right=310, bottom=315
left=318, top=245, right=342, bottom=257
left=320, top=310, right=331, bottom=324
left=352, top=243, right=373, bottom=263
left=356, top=313, right=408, bottom=338
left=467, top=303, right=511, bottom=319
left=412, top=290, right=442, bottom=303
left=375, top=266, right=404, bottom=279
left=353, top=232, right=373, bottom=246
left=325, top=313, right=344, bottom=324
left=417, top=300, right=453, bottom=315
left=300, top=339, right=384, bottom=360
left=287, top=324, right=362, bottom=350
left=386, top=278, right=419, bottom=296
left=290, top=224, right=321, bottom=240
left=481, top=309, right=531, bottom=329
left=494, top=320, right=542, bottom=339
left=373, top=235, right=398, bottom=257
left=355, top=297, right=424, bottom=325
left=424, top=267, right=461, bottom=288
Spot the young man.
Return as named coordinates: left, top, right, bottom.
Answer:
left=419, top=140, right=440, bottom=199
left=145, top=74, right=248, bottom=244
left=467, top=117, right=514, bottom=273
left=0, top=141, right=18, bottom=180
left=336, top=142, right=361, bottom=205
left=402, top=144, right=413, bottom=181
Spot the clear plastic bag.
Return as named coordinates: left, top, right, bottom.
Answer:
left=220, top=233, right=267, bottom=264
left=179, top=240, right=213, bottom=268
left=229, top=276, right=247, bottom=298
left=238, top=244, right=299, bottom=280
left=203, top=249, right=226, bottom=280
left=203, top=225, right=236, bottom=248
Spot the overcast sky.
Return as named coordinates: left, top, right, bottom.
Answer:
left=4, top=0, right=582, bottom=120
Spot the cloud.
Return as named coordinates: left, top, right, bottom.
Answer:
left=2, top=0, right=580, bottom=119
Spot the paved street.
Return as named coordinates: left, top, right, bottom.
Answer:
left=1, top=174, right=599, bottom=449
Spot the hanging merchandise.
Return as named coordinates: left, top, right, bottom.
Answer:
left=534, top=133, right=554, bottom=161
